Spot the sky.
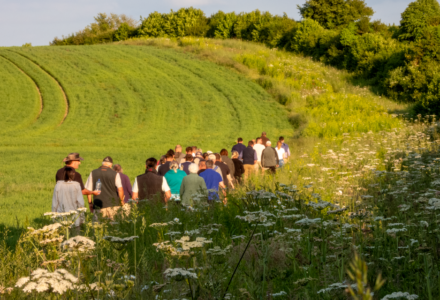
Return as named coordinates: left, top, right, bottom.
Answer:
left=0, top=0, right=413, bottom=47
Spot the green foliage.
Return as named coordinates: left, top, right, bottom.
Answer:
left=21, top=43, right=32, bottom=47
left=137, top=8, right=209, bottom=38
left=297, top=0, right=374, bottom=29
left=397, top=0, right=440, bottom=41
left=113, top=22, right=134, bottom=41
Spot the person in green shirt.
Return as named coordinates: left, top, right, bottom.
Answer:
left=164, top=161, right=186, bottom=202
left=180, top=163, right=208, bottom=206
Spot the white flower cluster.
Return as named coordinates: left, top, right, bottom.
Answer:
left=206, top=245, right=233, bottom=256
left=381, top=292, right=419, bottom=300
left=163, top=268, right=197, bottom=280
left=386, top=228, right=407, bottom=235
left=103, top=236, right=138, bottom=244
left=307, top=200, right=334, bottom=211
left=317, top=282, right=357, bottom=294
left=15, top=268, right=78, bottom=294
left=295, top=218, right=321, bottom=227
left=175, top=236, right=212, bottom=250
left=28, top=223, right=62, bottom=235
left=62, top=236, right=95, bottom=252
left=149, top=223, right=168, bottom=228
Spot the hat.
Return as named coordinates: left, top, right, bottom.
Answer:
left=206, top=151, right=213, bottom=154
left=63, top=153, right=84, bottom=162
left=196, top=151, right=203, bottom=157
left=103, top=156, right=113, bottom=163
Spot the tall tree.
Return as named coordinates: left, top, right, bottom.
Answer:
left=398, top=0, right=440, bottom=41
left=297, top=0, right=374, bottom=29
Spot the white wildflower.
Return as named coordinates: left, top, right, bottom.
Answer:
left=381, top=292, right=418, bottom=300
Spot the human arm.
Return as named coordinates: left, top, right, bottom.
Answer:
left=115, top=173, right=124, bottom=205
left=132, top=178, right=139, bottom=202
left=274, top=148, right=279, bottom=167
left=254, top=150, right=257, bottom=165
left=162, top=177, right=171, bottom=205
left=227, top=174, right=235, bottom=189
left=164, top=191, right=171, bottom=204
left=219, top=181, right=227, bottom=204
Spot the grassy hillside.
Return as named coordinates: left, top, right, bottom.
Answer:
left=0, top=45, right=292, bottom=228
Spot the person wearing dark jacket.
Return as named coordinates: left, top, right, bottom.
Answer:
left=231, top=138, right=246, bottom=159
left=242, top=141, right=257, bottom=180
left=261, top=141, right=279, bottom=174
left=132, top=157, right=171, bottom=204
left=158, top=151, right=174, bottom=176
left=220, top=149, right=235, bottom=179
left=231, top=151, right=245, bottom=184
left=214, top=153, right=234, bottom=189
left=113, top=164, right=132, bottom=203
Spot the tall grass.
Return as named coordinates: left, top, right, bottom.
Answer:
left=0, top=116, right=438, bottom=299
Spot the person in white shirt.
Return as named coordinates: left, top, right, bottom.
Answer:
left=253, top=137, right=266, bottom=172
left=275, top=141, right=286, bottom=168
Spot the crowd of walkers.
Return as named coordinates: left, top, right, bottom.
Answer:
left=52, top=132, right=290, bottom=221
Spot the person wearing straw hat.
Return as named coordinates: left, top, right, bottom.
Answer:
left=56, top=153, right=98, bottom=197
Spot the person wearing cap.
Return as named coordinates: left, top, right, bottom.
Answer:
left=261, top=132, right=270, bottom=147
left=243, top=141, right=258, bottom=180
left=56, top=153, right=98, bottom=206
left=193, top=151, right=204, bottom=165
left=84, top=156, right=125, bottom=218
left=180, top=163, right=208, bottom=206
left=261, top=141, right=279, bottom=174
left=231, top=138, right=246, bottom=160
left=132, top=157, right=171, bottom=203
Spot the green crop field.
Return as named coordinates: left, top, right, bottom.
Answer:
left=0, top=45, right=292, bottom=228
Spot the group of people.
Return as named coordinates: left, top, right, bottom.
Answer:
left=52, top=132, right=290, bottom=221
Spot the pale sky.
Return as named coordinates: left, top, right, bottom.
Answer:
left=0, top=0, right=412, bottom=47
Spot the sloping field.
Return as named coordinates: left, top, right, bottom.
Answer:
left=0, top=45, right=292, bottom=227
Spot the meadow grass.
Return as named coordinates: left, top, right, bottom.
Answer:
left=0, top=56, right=40, bottom=134
left=0, top=45, right=291, bottom=231
left=1, top=117, right=439, bottom=299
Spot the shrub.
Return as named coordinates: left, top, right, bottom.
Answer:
left=397, top=0, right=440, bottom=41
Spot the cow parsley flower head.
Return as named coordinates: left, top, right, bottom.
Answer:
left=62, top=236, right=95, bottom=252
left=295, top=218, right=321, bottom=227
left=381, top=292, right=418, bottom=300
left=15, top=268, right=78, bottom=295
left=103, top=236, right=138, bottom=244
left=163, top=268, right=197, bottom=281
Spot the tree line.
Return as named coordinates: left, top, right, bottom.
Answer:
left=50, top=0, right=440, bottom=114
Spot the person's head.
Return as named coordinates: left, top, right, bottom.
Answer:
left=189, top=163, right=199, bottom=174
left=196, top=151, right=203, bottom=158
left=102, top=156, right=113, bottom=167
left=231, top=151, right=239, bottom=159
left=175, top=144, right=182, bottom=152
left=248, top=140, right=254, bottom=147
left=209, top=154, right=216, bottom=163
left=214, top=153, right=221, bottom=161
left=199, top=160, right=206, bottom=170
left=192, top=146, right=197, bottom=152
left=146, top=157, right=158, bottom=169
left=220, top=149, right=228, bottom=156
left=266, top=141, right=272, bottom=147
left=63, top=153, right=84, bottom=169
left=159, top=155, right=166, bottom=165
left=206, top=160, right=214, bottom=169
left=170, top=161, right=179, bottom=173
left=262, top=132, right=267, bottom=137
left=256, top=137, right=262, bottom=144
left=252, top=139, right=256, bottom=145
left=113, top=164, right=123, bottom=173
left=63, top=167, right=75, bottom=182
left=279, top=136, right=284, bottom=143
left=166, top=151, right=174, bottom=161
left=185, top=154, right=193, bottom=162
left=277, top=140, right=282, bottom=149
left=203, top=153, right=209, bottom=159
left=186, top=146, right=193, bottom=154
left=237, top=137, right=243, bottom=143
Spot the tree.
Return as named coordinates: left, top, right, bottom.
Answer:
left=398, top=0, right=440, bottom=41
left=297, top=0, right=374, bottom=29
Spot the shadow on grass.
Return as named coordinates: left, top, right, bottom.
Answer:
left=0, top=216, right=52, bottom=249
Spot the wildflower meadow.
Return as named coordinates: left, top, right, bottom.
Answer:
left=0, top=115, right=439, bottom=299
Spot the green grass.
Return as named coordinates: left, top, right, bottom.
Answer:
left=0, top=55, right=40, bottom=134
left=0, top=45, right=292, bottom=229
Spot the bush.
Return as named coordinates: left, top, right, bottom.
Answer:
left=397, top=0, right=440, bottom=41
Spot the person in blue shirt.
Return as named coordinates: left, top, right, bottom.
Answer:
left=279, top=136, right=291, bottom=160
left=199, top=160, right=226, bottom=203
left=231, top=138, right=247, bottom=160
